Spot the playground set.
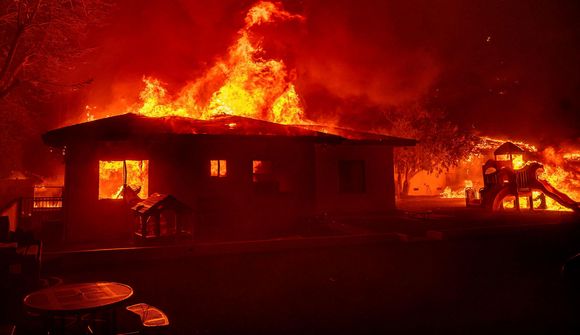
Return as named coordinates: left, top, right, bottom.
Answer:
left=466, top=142, right=580, bottom=213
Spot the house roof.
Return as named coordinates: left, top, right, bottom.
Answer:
left=494, top=142, right=525, bottom=155
left=296, top=124, right=416, bottom=146
left=131, top=193, right=189, bottom=215
left=43, top=113, right=416, bottom=147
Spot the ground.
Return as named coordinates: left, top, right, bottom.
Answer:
left=4, top=198, right=580, bottom=334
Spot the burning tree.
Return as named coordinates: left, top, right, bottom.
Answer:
left=389, top=103, right=477, bottom=196
left=0, top=0, right=112, bottom=175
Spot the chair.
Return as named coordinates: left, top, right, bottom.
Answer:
left=123, top=303, right=169, bottom=334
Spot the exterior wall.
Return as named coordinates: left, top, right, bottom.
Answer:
left=314, top=144, right=396, bottom=215
left=163, top=136, right=318, bottom=240
left=64, top=140, right=149, bottom=242
left=63, top=136, right=317, bottom=242
left=62, top=137, right=398, bottom=243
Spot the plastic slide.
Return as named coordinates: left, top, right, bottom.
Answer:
left=535, top=179, right=580, bottom=212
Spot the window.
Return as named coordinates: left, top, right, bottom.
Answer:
left=252, top=160, right=273, bottom=182
left=210, top=160, right=227, bottom=177
left=99, top=160, right=149, bottom=200
left=252, top=160, right=278, bottom=192
left=338, top=160, right=366, bottom=193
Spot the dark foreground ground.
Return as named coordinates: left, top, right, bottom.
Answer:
left=5, top=199, right=580, bottom=334
left=45, top=224, right=580, bottom=333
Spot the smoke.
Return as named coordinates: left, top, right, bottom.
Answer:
left=295, top=0, right=440, bottom=107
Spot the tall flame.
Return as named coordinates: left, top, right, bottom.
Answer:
left=135, top=1, right=306, bottom=125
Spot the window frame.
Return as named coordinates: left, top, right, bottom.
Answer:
left=251, top=159, right=279, bottom=193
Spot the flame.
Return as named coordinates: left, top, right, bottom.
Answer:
left=98, top=160, right=149, bottom=200
left=210, top=160, right=227, bottom=177
left=563, top=153, right=580, bottom=161
left=439, top=186, right=464, bottom=199
left=477, top=136, right=538, bottom=152
left=512, top=154, right=525, bottom=169
left=133, top=1, right=306, bottom=125
left=32, top=199, right=63, bottom=209
left=85, top=105, right=96, bottom=121
left=440, top=180, right=473, bottom=199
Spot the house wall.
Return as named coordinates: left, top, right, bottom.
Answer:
left=64, top=140, right=149, bottom=242
left=151, top=136, right=317, bottom=240
left=63, top=136, right=317, bottom=242
left=63, top=137, right=398, bottom=242
left=314, top=144, right=396, bottom=215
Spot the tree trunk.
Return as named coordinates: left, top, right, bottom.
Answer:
left=402, top=167, right=410, bottom=196
left=396, top=170, right=403, bottom=197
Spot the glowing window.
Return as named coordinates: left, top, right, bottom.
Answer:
left=98, top=160, right=149, bottom=200
left=210, top=160, right=227, bottom=177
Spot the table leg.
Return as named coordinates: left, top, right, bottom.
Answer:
left=105, top=307, right=118, bottom=335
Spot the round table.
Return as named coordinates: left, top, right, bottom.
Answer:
left=23, top=282, right=133, bottom=333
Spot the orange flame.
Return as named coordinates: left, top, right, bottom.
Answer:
left=134, top=1, right=306, bottom=125
left=537, top=147, right=580, bottom=211
left=92, top=2, right=307, bottom=201
left=440, top=180, right=473, bottom=199
left=98, top=160, right=149, bottom=200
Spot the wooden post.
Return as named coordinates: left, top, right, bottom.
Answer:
left=141, top=216, right=147, bottom=238
left=154, top=213, right=161, bottom=237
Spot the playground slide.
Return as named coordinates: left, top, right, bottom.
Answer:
left=535, top=179, right=580, bottom=212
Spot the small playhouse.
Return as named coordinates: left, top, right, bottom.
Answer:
left=42, top=113, right=415, bottom=242
left=131, top=193, right=191, bottom=239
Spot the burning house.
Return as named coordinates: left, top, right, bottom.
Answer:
left=42, top=113, right=414, bottom=242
